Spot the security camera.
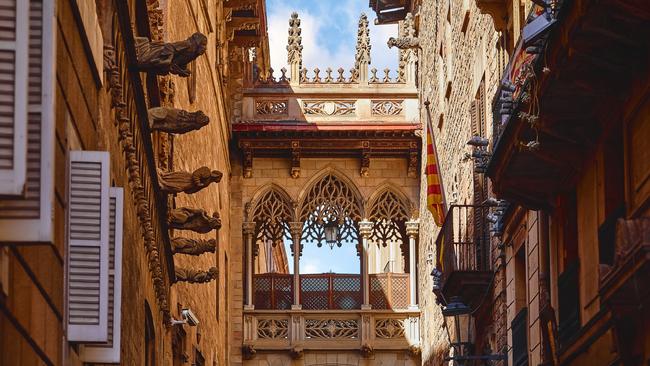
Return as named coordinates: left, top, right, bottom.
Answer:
left=170, top=308, right=199, bottom=327
left=181, top=309, right=199, bottom=326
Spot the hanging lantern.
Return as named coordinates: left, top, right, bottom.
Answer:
left=324, top=221, right=339, bottom=249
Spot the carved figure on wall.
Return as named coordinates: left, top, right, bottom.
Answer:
left=387, top=36, right=420, bottom=49
left=158, top=167, right=222, bottom=194
left=135, top=32, right=207, bottom=77
left=174, top=266, right=218, bottom=283
left=148, top=107, right=210, bottom=134
left=168, top=207, right=221, bottom=233
left=171, top=237, right=217, bottom=255
left=242, top=344, right=256, bottom=360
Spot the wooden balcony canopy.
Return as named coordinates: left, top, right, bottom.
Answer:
left=486, top=0, right=650, bottom=209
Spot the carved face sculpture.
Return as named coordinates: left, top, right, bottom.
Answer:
left=191, top=32, right=208, bottom=56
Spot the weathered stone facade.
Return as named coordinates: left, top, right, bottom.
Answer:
left=412, top=0, right=503, bottom=364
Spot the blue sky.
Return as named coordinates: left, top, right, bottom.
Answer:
left=283, top=239, right=361, bottom=274
left=266, top=0, right=399, bottom=78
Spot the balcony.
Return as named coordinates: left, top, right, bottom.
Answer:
left=433, top=204, right=493, bottom=308
left=253, top=272, right=411, bottom=311
left=486, top=1, right=650, bottom=209
left=243, top=308, right=420, bottom=355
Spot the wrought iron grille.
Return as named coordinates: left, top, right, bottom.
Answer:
left=435, top=204, right=492, bottom=287
left=300, top=274, right=362, bottom=310
left=253, top=273, right=293, bottom=310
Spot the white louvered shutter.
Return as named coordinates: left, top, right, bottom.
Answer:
left=0, top=0, right=28, bottom=195
left=81, top=187, right=123, bottom=363
left=0, top=0, right=56, bottom=243
left=67, top=151, right=110, bottom=342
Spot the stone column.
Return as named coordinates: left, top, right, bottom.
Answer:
left=243, top=222, right=256, bottom=310
left=289, top=222, right=303, bottom=309
left=359, top=220, right=373, bottom=309
left=406, top=220, right=420, bottom=310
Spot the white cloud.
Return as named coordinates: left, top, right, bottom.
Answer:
left=266, top=0, right=399, bottom=79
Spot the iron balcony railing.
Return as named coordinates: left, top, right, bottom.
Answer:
left=435, top=204, right=492, bottom=288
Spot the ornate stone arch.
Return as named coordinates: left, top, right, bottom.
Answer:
left=366, top=184, right=413, bottom=246
left=297, top=169, right=364, bottom=248
left=247, top=184, right=295, bottom=251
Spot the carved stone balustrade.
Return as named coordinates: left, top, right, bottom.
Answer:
left=242, top=309, right=420, bottom=356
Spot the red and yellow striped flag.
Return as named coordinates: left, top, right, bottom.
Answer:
left=425, top=104, right=446, bottom=227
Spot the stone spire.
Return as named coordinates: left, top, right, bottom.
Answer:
left=355, top=13, right=371, bottom=83
left=287, top=12, right=303, bottom=84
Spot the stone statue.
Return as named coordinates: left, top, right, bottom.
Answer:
left=158, top=167, right=222, bottom=194
left=168, top=207, right=221, bottom=233
left=135, top=32, right=207, bottom=77
left=174, top=266, right=218, bottom=283
left=387, top=36, right=420, bottom=49
left=148, top=107, right=209, bottom=134
left=171, top=237, right=217, bottom=255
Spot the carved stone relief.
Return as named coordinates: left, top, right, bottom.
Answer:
left=168, top=207, right=221, bottom=233
left=375, top=318, right=406, bottom=338
left=257, top=319, right=289, bottom=339
left=304, top=319, right=359, bottom=339
left=135, top=32, right=207, bottom=76
left=371, top=100, right=404, bottom=116
left=302, top=100, right=356, bottom=116
left=255, top=100, right=288, bottom=115
left=171, top=237, right=217, bottom=255
left=174, top=266, right=218, bottom=283
left=158, top=167, right=222, bottom=194
left=148, top=107, right=210, bottom=134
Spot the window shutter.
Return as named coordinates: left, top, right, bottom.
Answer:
left=0, top=0, right=29, bottom=195
left=81, top=187, right=123, bottom=363
left=67, top=150, right=110, bottom=343
left=0, top=0, right=56, bottom=244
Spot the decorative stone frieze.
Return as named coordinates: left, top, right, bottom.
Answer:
left=371, top=100, right=404, bottom=116
left=171, top=237, right=217, bottom=255
left=148, top=107, right=210, bottom=134
left=168, top=207, right=221, bottom=233
left=158, top=167, right=222, bottom=194
left=135, top=32, right=207, bottom=77
left=302, top=100, right=356, bottom=116
left=174, top=267, right=218, bottom=284
left=375, top=318, right=406, bottom=338
left=255, top=100, right=288, bottom=115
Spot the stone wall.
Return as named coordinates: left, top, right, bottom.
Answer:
left=165, top=0, right=231, bottom=365
left=414, top=0, right=502, bottom=364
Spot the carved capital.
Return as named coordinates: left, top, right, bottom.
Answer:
left=406, top=220, right=420, bottom=238
left=171, top=237, right=217, bottom=255
left=360, top=343, right=374, bottom=358
left=242, top=221, right=256, bottom=236
left=174, top=266, right=218, bottom=284
left=135, top=32, right=207, bottom=76
left=158, top=167, right=222, bottom=194
left=168, top=207, right=221, bottom=233
left=359, top=220, right=373, bottom=238
left=148, top=107, right=209, bottom=134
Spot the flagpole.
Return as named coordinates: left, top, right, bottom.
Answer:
left=423, top=100, right=448, bottom=217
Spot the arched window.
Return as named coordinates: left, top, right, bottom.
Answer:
left=299, top=173, right=363, bottom=250
left=367, top=188, right=412, bottom=273
left=251, top=188, right=293, bottom=274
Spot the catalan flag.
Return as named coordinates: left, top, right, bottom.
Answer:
left=424, top=103, right=446, bottom=227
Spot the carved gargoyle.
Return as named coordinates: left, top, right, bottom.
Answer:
left=174, top=266, right=218, bottom=284
left=135, top=32, right=207, bottom=76
left=148, top=107, right=209, bottom=134
left=171, top=237, right=217, bottom=255
left=168, top=207, right=221, bottom=233
left=387, top=36, right=420, bottom=50
left=158, top=167, right=222, bottom=194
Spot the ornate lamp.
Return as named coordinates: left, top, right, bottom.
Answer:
left=442, top=297, right=506, bottom=365
left=442, top=297, right=475, bottom=362
left=323, top=221, right=339, bottom=249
